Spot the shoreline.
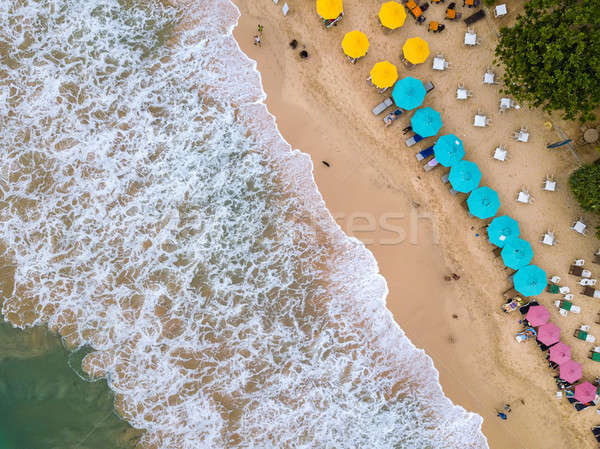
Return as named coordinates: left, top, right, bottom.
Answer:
left=231, top=1, right=600, bottom=448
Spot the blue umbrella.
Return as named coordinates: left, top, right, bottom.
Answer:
left=392, top=77, right=426, bottom=110
left=501, top=237, right=533, bottom=270
left=411, top=107, right=443, bottom=137
left=513, top=264, right=548, bottom=297
left=467, top=186, right=500, bottom=219
left=448, top=160, right=481, bottom=192
left=434, top=134, right=465, bottom=167
left=487, top=215, right=520, bottom=247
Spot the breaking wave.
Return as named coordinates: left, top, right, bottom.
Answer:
left=0, top=0, right=488, bottom=447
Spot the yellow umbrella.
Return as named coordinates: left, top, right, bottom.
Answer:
left=370, top=61, right=398, bottom=88
left=402, top=37, right=430, bottom=64
left=378, top=1, right=407, bottom=29
left=341, top=31, right=369, bottom=59
left=316, top=0, right=343, bottom=19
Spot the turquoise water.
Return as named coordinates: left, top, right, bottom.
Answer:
left=0, top=323, right=141, bottom=449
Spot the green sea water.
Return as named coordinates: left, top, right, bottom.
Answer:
left=0, top=323, right=142, bottom=449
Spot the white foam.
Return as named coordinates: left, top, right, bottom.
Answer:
left=0, top=0, right=488, bottom=447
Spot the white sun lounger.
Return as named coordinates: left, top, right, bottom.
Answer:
left=424, top=158, right=440, bottom=172
left=372, top=97, right=394, bottom=115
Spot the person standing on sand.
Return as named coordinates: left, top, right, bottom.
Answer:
left=258, top=24, right=263, bottom=34
left=253, top=35, right=261, bottom=47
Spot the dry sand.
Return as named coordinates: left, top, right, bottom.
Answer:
left=232, top=1, right=600, bottom=447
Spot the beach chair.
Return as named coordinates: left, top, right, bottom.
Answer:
left=493, top=145, right=507, bottom=162
left=559, top=286, right=570, bottom=294
left=590, top=349, right=600, bottom=362
left=574, top=329, right=596, bottom=343
left=324, top=12, right=343, bottom=28
left=372, top=97, right=394, bottom=115
left=595, top=254, right=600, bottom=265
left=574, top=258, right=585, bottom=266
left=516, top=188, right=533, bottom=204
left=494, top=4, right=507, bottom=17
left=400, top=55, right=415, bottom=69
left=416, top=145, right=434, bottom=161
left=550, top=275, right=561, bottom=284
left=424, top=158, right=440, bottom=172
left=582, top=270, right=592, bottom=278
left=483, top=68, right=496, bottom=85
left=541, top=231, right=555, bottom=246
left=405, top=134, right=424, bottom=147
left=456, top=83, right=471, bottom=100
left=441, top=172, right=449, bottom=184
left=432, top=55, right=448, bottom=71
left=571, top=218, right=587, bottom=235
left=564, top=293, right=574, bottom=300
left=464, top=9, right=485, bottom=25
left=513, top=127, right=529, bottom=142
left=581, top=279, right=598, bottom=286
left=424, top=81, right=435, bottom=93
left=383, top=108, right=405, bottom=126
left=543, top=175, right=557, bottom=192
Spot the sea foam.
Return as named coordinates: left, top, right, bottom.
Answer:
left=0, top=0, right=488, bottom=447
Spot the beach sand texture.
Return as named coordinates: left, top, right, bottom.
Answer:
left=232, top=1, right=600, bottom=448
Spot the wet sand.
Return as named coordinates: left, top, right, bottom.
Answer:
left=232, top=1, right=600, bottom=447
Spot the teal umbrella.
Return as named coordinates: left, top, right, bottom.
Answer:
left=392, top=77, right=426, bottom=110
left=434, top=134, right=465, bottom=167
left=487, top=215, right=520, bottom=247
left=411, top=107, right=443, bottom=137
left=501, top=237, right=533, bottom=270
left=448, top=160, right=481, bottom=192
left=513, top=264, right=547, bottom=297
left=467, top=186, right=500, bottom=219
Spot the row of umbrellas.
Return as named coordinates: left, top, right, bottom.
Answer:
left=525, top=312, right=595, bottom=401
left=318, top=0, right=407, bottom=30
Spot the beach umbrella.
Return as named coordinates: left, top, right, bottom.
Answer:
left=410, top=107, right=442, bottom=137
left=525, top=305, right=550, bottom=327
left=574, top=381, right=597, bottom=403
left=549, top=342, right=571, bottom=365
left=392, top=77, right=426, bottom=110
left=370, top=61, right=398, bottom=88
left=402, top=37, right=430, bottom=64
left=559, top=359, right=582, bottom=384
left=501, top=237, right=534, bottom=270
left=316, top=0, right=343, bottom=19
left=449, top=160, right=481, bottom=193
left=467, top=186, right=500, bottom=219
left=514, top=264, right=548, bottom=297
left=536, top=322, right=561, bottom=346
left=434, top=134, right=465, bottom=168
left=378, top=1, right=406, bottom=29
left=487, top=215, right=520, bottom=248
left=341, top=31, right=369, bottom=59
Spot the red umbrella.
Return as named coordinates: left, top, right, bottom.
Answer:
left=559, top=359, right=582, bottom=384
left=574, top=381, right=597, bottom=403
left=525, top=305, right=550, bottom=327
left=537, top=322, right=560, bottom=345
left=549, top=342, right=571, bottom=365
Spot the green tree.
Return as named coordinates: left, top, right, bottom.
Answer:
left=495, top=0, right=600, bottom=122
left=569, top=162, right=600, bottom=237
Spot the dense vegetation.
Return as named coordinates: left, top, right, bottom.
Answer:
left=569, top=163, right=600, bottom=237
left=495, top=0, right=600, bottom=122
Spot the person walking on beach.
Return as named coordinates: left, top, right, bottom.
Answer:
left=496, top=411, right=507, bottom=420
left=253, top=35, right=261, bottom=47
left=257, top=24, right=264, bottom=34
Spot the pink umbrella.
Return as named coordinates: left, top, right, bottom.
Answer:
left=549, top=342, right=571, bottom=365
left=525, top=305, right=550, bottom=327
left=537, top=322, right=560, bottom=345
left=574, top=381, right=598, bottom=403
left=559, top=359, right=582, bottom=384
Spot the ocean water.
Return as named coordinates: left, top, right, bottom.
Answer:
left=0, top=0, right=488, bottom=448
left=0, top=322, right=141, bottom=449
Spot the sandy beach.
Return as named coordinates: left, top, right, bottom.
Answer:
left=232, top=1, right=600, bottom=447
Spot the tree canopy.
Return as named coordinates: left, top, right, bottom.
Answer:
left=569, top=162, right=600, bottom=237
left=495, top=0, right=600, bottom=122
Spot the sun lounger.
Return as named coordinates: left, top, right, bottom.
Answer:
left=582, top=286, right=600, bottom=298
left=400, top=55, right=414, bottom=69
left=416, top=145, right=434, bottom=161
left=372, top=97, right=394, bottom=115
left=569, top=265, right=584, bottom=276
left=424, top=81, right=435, bottom=93
left=424, top=157, right=440, bottom=171
left=323, top=13, right=343, bottom=28
left=559, top=286, right=570, bottom=294
left=405, top=134, right=424, bottom=147
left=441, top=172, right=449, bottom=184
left=581, top=279, right=598, bottom=286
left=574, top=259, right=585, bottom=266
left=550, top=275, right=561, bottom=284
left=464, top=9, right=485, bottom=25
left=571, top=305, right=581, bottom=313
left=384, top=108, right=405, bottom=126
left=574, top=329, right=596, bottom=343
left=594, top=254, right=600, bottom=265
